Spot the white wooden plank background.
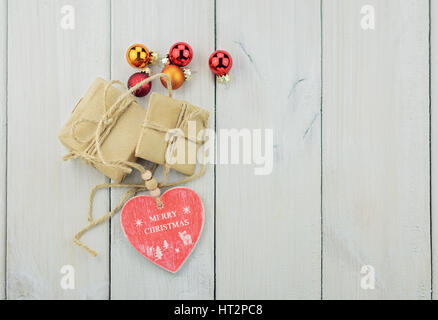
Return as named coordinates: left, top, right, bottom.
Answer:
left=0, top=0, right=436, bottom=300
left=323, top=0, right=430, bottom=299
left=0, top=0, right=6, bottom=300
left=215, top=0, right=321, bottom=299
left=432, top=0, right=438, bottom=301
left=110, top=0, right=214, bottom=299
left=7, top=0, right=110, bottom=299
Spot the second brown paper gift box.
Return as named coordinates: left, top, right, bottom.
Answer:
left=135, top=92, right=210, bottom=176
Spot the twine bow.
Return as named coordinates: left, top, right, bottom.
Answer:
left=142, top=103, right=207, bottom=186
left=71, top=75, right=209, bottom=257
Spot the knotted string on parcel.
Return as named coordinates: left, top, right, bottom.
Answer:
left=68, top=74, right=208, bottom=256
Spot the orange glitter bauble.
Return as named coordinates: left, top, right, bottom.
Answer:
left=126, top=44, right=151, bottom=69
left=160, top=65, right=185, bottom=90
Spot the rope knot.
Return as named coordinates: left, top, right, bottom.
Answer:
left=103, top=118, right=113, bottom=126
left=70, top=75, right=209, bottom=257
left=65, top=73, right=172, bottom=175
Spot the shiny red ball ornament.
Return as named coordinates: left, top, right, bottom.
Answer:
left=127, top=72, right=152, bottom=97
left=208, top=50, right=232, bottom=76
left=168, top=42, right=193, bottom=67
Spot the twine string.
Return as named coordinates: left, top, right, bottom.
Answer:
left=72, top=79, right=208, bottom=256
left=64, top=73, right=173, bottom=175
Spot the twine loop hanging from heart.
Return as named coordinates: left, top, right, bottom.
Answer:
left=71, top=75, right=209, bottom=257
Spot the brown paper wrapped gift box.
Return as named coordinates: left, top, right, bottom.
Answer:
left=58, top=77, right=146, bottom=183
left=135, top=92, right=210, bottom=176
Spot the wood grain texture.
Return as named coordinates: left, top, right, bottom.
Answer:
left=110, top=0, right=215, bottom=299
left=7, top=0, right=110, bottom=299
left=322, top=0, right=430, bottom=299
left=216, top=0, right=322, bottom=299
left=0, top=0, right=435, bottom=300
left=0, top=0, right=6, bottom=300
left=432, top=0, right=437, bottom=301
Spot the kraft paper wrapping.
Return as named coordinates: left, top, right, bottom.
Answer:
left=135, top=92, right=209, bottom=176
left=58, top=77, right=146, bottom=183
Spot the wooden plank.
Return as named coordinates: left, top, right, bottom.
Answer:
left=0, top=0, right=6, bottom=300
left=7, top=0, right=110, bottom=299
left=322, top=0, right=430, bottom=299
left=432, top=0, right=438, bottom=301
left=110, top=0, right=215, bottom=299
left=216, top=0, right=322, bottom=299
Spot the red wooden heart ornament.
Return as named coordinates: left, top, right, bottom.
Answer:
left=121, top=187, right=204, bottom=273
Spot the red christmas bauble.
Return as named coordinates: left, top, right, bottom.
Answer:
left=169, top=42, right=193, bottom=67
left=208, top=50, right=232, bottom=76
left=127, top=72, right=152, bottom=97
